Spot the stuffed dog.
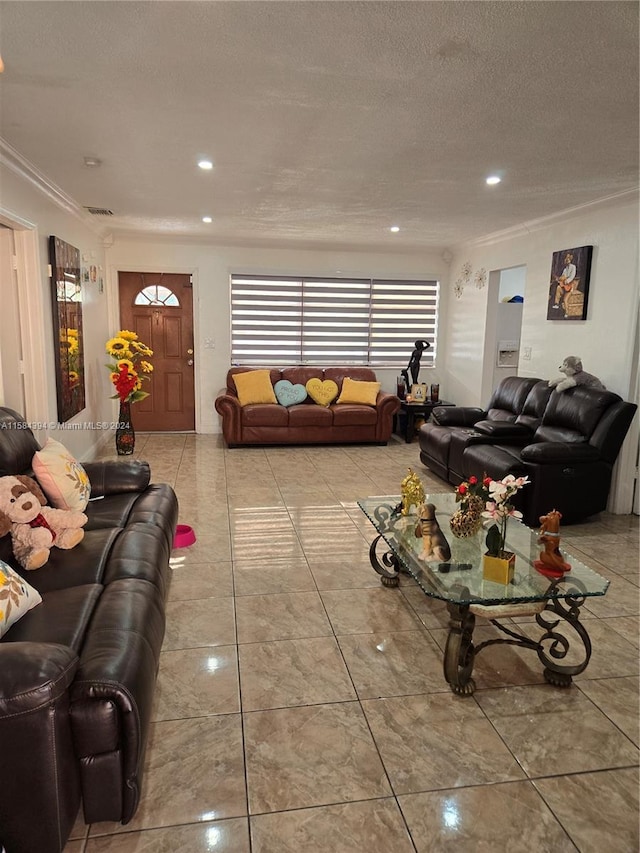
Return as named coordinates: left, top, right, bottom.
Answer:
left=548, top=356, right=605, bottom=394
left=0, top=475, right=87, bottom=570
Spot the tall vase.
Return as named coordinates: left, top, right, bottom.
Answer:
left=116, top=400, right=135, bottom=455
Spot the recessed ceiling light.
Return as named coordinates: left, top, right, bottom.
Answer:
left=198, top=159, right=213, bottom=170
left=202, top=216, right=212, bottom=223
left=390, top=226, right=400, bottom=233
left=486, top=175, right=501, bottom=185
left=84, top=157, right=102, bottom=168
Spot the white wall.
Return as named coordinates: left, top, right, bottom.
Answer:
left=106, top=239, right=449, bottom=432
left=0, top=164, right=113, bottom=459
left=441, top=192, right=639, bottom=513
left=442, top=194, right=639, bottom=405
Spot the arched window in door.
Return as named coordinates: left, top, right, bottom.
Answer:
left=134, top=285, right=180, bottom=306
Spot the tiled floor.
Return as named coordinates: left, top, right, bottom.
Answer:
left=67, top=434, right=639, bottom=852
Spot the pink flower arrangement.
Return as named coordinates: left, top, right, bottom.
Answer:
left=482, top=475, right=530, bottom=555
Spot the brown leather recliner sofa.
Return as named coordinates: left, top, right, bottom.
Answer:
left=215, top=366, right=400, bottom=447
left=418, top=376, right=637, bottom=527
left=0, top=407, right=178, bottom=853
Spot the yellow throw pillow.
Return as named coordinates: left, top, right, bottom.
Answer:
left=233, top=369, right=277, bottom=406
left=336, top=377, right=380, bottom=406
left=306, top=378, right=339, bottom=407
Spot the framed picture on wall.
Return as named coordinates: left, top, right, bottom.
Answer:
left=546, top=245, right=593, bottom=321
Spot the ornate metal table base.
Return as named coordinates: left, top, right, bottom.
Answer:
left=443, top=582, right=591, bottom=696
left=369, top=534, right=402, bottom=587
left=369, top=529, right=593, bottom=695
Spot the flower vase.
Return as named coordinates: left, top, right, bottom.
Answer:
left=116, top=401, right=135, bottom=455
left=449, top=495, right=484, bottom=538
left=482, top=551, right=515, bottom=584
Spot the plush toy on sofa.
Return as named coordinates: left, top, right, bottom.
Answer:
left=0, top=475, right=87, bottom=570
left=548, top=356, right=606, bottom=394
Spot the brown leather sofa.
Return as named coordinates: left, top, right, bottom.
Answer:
left=215, top=366, right=400, bottom=447
left=418, top=377, right=637, bottom=527
left=0, top=407, right=178, bottom=853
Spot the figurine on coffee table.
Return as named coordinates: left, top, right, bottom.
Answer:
left=415, top=503, right=451, bottom=563
left=400, top=468, right=425, bottom=516
left=534, top=509, right=571, bottom=578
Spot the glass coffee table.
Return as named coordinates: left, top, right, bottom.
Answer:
left=358, top=493, right=609, bottom=695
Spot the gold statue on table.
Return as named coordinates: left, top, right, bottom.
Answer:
left=400, top=468, right=425, bottom=516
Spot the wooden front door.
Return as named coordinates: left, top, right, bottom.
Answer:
left=118, top=271, right=195, bottom=431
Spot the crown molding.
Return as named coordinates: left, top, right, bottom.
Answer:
left=0, top=137, right=105, bottom=236
left=456, top=187, right=640, bottom=251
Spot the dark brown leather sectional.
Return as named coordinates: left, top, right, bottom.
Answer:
left=418, top=377, right=637, bottom=527
left=0, top=407, right=178, bottom=853
left=215, top=366, right=400, bottom=447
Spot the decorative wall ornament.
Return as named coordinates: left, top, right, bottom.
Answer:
left=474, top=267, right=487, bottom=289
left=453, top=279, right=464, bottom=299
left=460, top=261, right=472, bottom=283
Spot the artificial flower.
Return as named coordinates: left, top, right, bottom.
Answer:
left=481, top=475, right=530, bottom=556
left=106, top=330, right=153, bottom=404
left=106, top=337, right=132, bottom=358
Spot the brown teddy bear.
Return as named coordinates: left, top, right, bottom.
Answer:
left=0, top=475, right=87, bottom=570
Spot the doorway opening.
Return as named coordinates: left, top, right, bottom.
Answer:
left=481, top=266, right=526, bottom=403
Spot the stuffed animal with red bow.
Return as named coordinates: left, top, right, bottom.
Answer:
left=0, top=475, right=87, bottom=570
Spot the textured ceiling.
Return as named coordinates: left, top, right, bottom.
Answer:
left=0, top=1, right=638, bottom=250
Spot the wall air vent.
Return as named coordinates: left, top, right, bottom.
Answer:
left=85, top=207, right=114, bottom=216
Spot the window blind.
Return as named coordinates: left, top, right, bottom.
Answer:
left=231, top=274, right=439, bottom=366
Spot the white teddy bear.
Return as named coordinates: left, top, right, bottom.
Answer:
left=548, top=356, right=606, bottom=394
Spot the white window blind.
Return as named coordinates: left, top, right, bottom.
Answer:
left=231, top=274, right=439, bottom=366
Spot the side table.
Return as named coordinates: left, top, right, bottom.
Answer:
left=397, top=399, right=455, bottom=443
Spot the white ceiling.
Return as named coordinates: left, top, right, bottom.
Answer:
left=0, top=1, right=638, bottom=251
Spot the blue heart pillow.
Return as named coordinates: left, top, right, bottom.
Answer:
left=274, top=379, right=308, bottom=407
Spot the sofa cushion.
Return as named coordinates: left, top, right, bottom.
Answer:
left=306, top=378, right=339, bottom=407
left=0, top=408, right=40, bottom=476
left=486, top=376, right=539, bottom=422
left=288, top=404, right=333, bottom=427
left=336, top=377, right=380, bottom=406
left=331, top=403, right=378, bottom=426
left=4, top=584, right=102, bottom=651
left=32, top=438, right=91, bottom=511
left=22, top=528, right=121, bottom=594
left=0, top=559, right=42, bottom=638
left=85, top=493, right=140, bottom=530
left=541, top=386, right=621, bottom=439
left=274, top=380, right=307, bottom=407
left=241, top=403, right=289, bottom=427
left=233, top=369, right=277, bottom=406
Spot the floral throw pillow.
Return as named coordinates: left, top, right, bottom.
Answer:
left=0, top=559, right=42, bottom=638
left=32, top=438, right=91, bottom=511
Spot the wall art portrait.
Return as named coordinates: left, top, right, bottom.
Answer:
left=49, top=236, right=86, bottom=421
left=547, top=245, right=593, bottom=321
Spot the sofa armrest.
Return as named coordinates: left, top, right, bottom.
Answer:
left=215, top=393, right=243, bottom=445
left=520, top=442, right=600, bottom=464
left=432, top=407, right=485, bottom=427
left=0, top=642, right=78, bottom=716
left=83, top=460, right=151, bottom=497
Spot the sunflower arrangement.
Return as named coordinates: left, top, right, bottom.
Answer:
left=105, top=330, right=154, bottom=404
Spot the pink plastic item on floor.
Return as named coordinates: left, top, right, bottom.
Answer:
left=173, top=524, right=196, bottom=549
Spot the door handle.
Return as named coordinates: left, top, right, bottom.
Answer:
left=187, top=359, right=194, bottom=366
left=187, top=348, right=193, bottom=355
